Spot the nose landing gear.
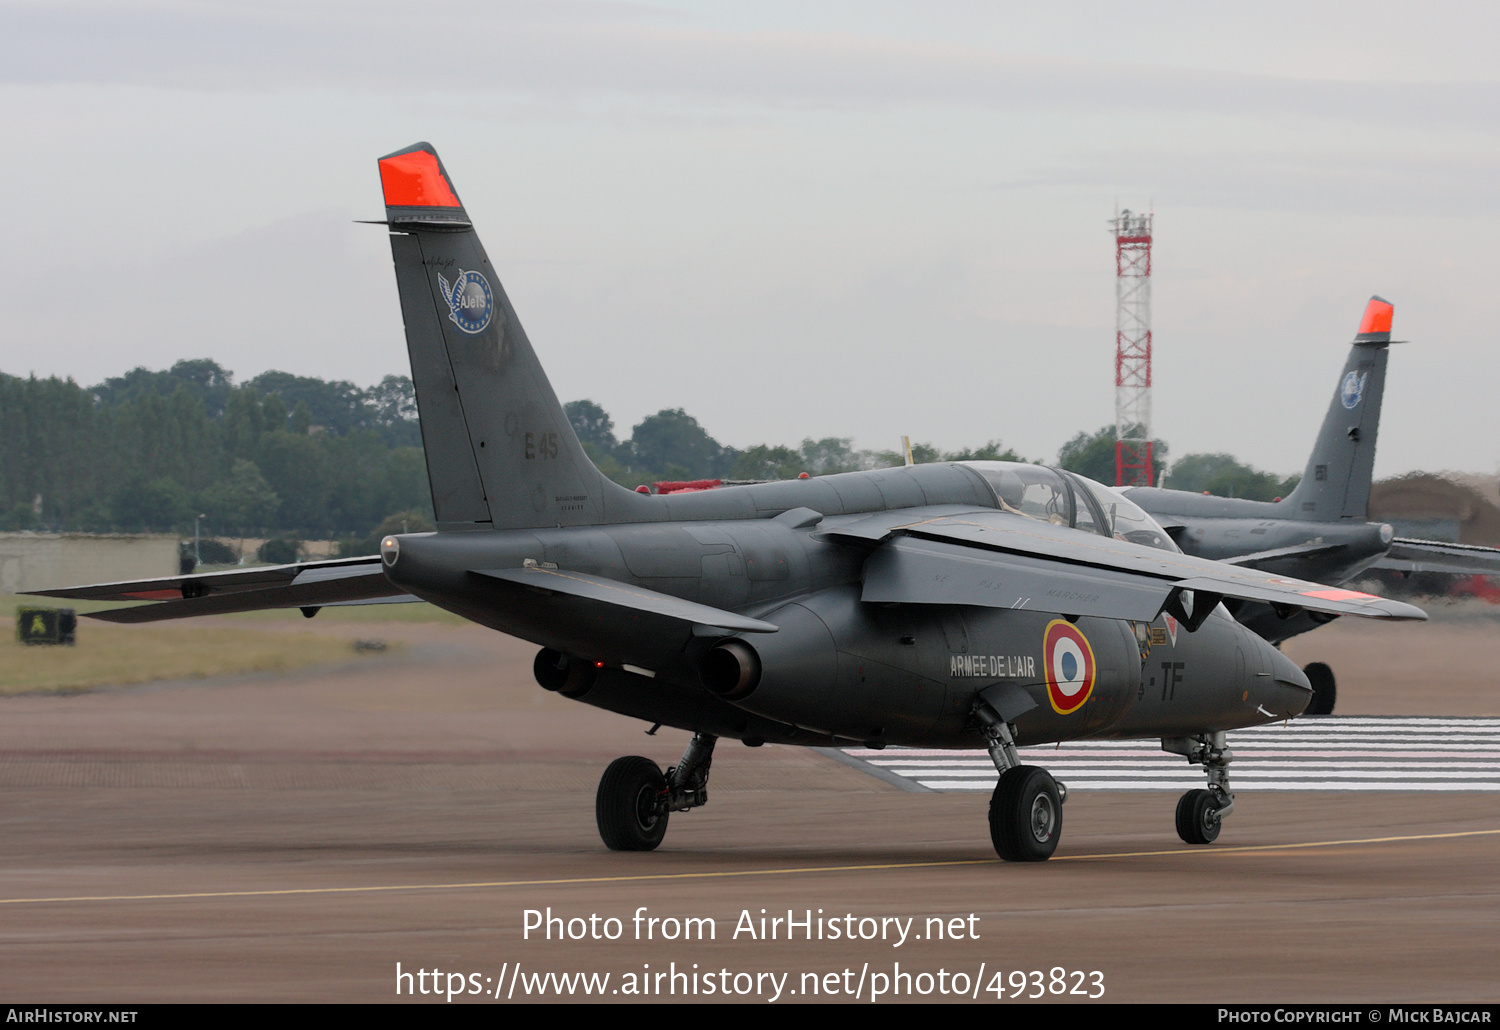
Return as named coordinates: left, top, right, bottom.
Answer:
left=1164, top=731, right=1235, bottom=845
left=1175, top=788, right=1224, bottom=844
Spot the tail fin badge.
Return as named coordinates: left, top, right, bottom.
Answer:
left=438, top=270, right=494, bottom=334
left=1340, top=370, right=1368, bottom=410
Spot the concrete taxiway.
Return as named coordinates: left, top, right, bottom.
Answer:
left=0, top=612, right=1497, bottom=1003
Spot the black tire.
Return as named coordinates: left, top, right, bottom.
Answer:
left=596, top=756, right=669, bottom=851
left=1303, top=662, right=1336, bottom=716
left=1175, top=788, right=1222, bottom=845
left=989, top=766, right=1062, bottom=862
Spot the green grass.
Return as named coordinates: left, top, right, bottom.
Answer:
left=2, top=593, right=418, bottom=694
left=0, top=625, right=399, bottom=695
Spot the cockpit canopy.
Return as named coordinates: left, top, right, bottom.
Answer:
left=964, top=462, right=1179, bottom=553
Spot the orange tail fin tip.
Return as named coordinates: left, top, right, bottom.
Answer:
left=378, top=148, right=461, bottom=208
left=1358, top=295, right=1393, bottom=336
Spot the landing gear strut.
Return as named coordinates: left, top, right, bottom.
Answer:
left=976, top=703, right=1066, bottom=862
left=1164, top=731, right=1234, bottom=845
left=595, top=732, right=717, bottom=851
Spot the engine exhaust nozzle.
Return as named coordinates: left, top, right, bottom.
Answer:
left=702, top=640, right=761, bottom=700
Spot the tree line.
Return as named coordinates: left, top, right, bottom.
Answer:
left=567, top=400, right=1298, bottom=500
left=0, top=360, right=429, bottom=542
left=563, top=400, right=1034, bottom=486
left=0, top=360, right=1299, bottom=546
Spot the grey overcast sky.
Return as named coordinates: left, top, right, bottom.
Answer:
left=1, top=0, right=1497, bottom=478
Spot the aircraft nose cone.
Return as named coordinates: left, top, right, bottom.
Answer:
left=1260, top=640, right=1312, bottom=719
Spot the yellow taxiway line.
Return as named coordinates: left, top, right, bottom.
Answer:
left=2, top=828, right=1495, bottom=907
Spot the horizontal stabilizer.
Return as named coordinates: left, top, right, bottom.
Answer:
left=29, top=556, right=386, bottom=601
left=320, top=595, right=421, bottom=608
left=477, top=567, right=779, bottom=634
left=1373, top=538, right=1500, bottom=577
left=25, top=557, right=405, bottom=623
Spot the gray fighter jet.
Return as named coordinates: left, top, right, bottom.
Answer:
left=29, top=145, right=1428, bottom=861
left=1126, top=297, right=1500, bottom=714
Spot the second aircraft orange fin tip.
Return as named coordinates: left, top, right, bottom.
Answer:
left=1357, top=296, right=1394, bottom=337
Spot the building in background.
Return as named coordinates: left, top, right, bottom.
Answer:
left=0, top=534, right=178, bottom=594
left=1369, top=474, right=1500, bottom=547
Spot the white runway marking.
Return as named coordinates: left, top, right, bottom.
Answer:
left=838, top=717, right=1500, bottom=792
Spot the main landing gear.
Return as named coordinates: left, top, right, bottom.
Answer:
left=992, top=766, right=1064, bottom=862
left=976, top=703, right=1067, bottom=862
left=595, top=732, right=717, bottom=851
left=1164, top=731, right=1235, bottom=845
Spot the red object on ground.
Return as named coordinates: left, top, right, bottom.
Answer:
left=652, top=479, right=722, bottom=495
left=1453, top=575, right=1500, bottom=604
left=634, top=485, right=650, bottom=494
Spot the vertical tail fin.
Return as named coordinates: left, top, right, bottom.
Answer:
left=378, top=143, right=629, bottom=530
left=1279, top=296, right=1393, bottom=522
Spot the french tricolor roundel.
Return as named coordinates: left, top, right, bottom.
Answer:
left=1044, top=620, right=1096, bottom=715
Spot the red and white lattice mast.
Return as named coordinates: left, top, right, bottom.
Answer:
left=1111, top=207, right=1154, bottom=486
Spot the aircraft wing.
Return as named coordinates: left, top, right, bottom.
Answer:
left=862, top=536, right=1175, bottom=622
left=1369, top=538, right=1500, bottom=577
left=477, top=567, right=778, bottom=634
left=23, top=557, right=411, bottom=623
left=841, top=511, right=1425, bottom=627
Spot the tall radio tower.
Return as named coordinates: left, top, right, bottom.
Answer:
left=1111, top=207, right=1154, bottom=487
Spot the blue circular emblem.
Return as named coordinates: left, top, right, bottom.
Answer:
left=1340, top=370, right=1366, bottom=410
left=439, top=270, right=494, bottom=335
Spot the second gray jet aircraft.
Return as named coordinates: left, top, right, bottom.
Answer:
left=1128, top=297, right=1500, bottom=713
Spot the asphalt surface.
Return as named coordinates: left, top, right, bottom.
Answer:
left=1, top=612, right=1498, bottom=1004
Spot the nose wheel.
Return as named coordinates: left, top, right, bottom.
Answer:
left=1175, top=788, right=1225, bottom=845
left=1164, top=731, right=1236, bottom=846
